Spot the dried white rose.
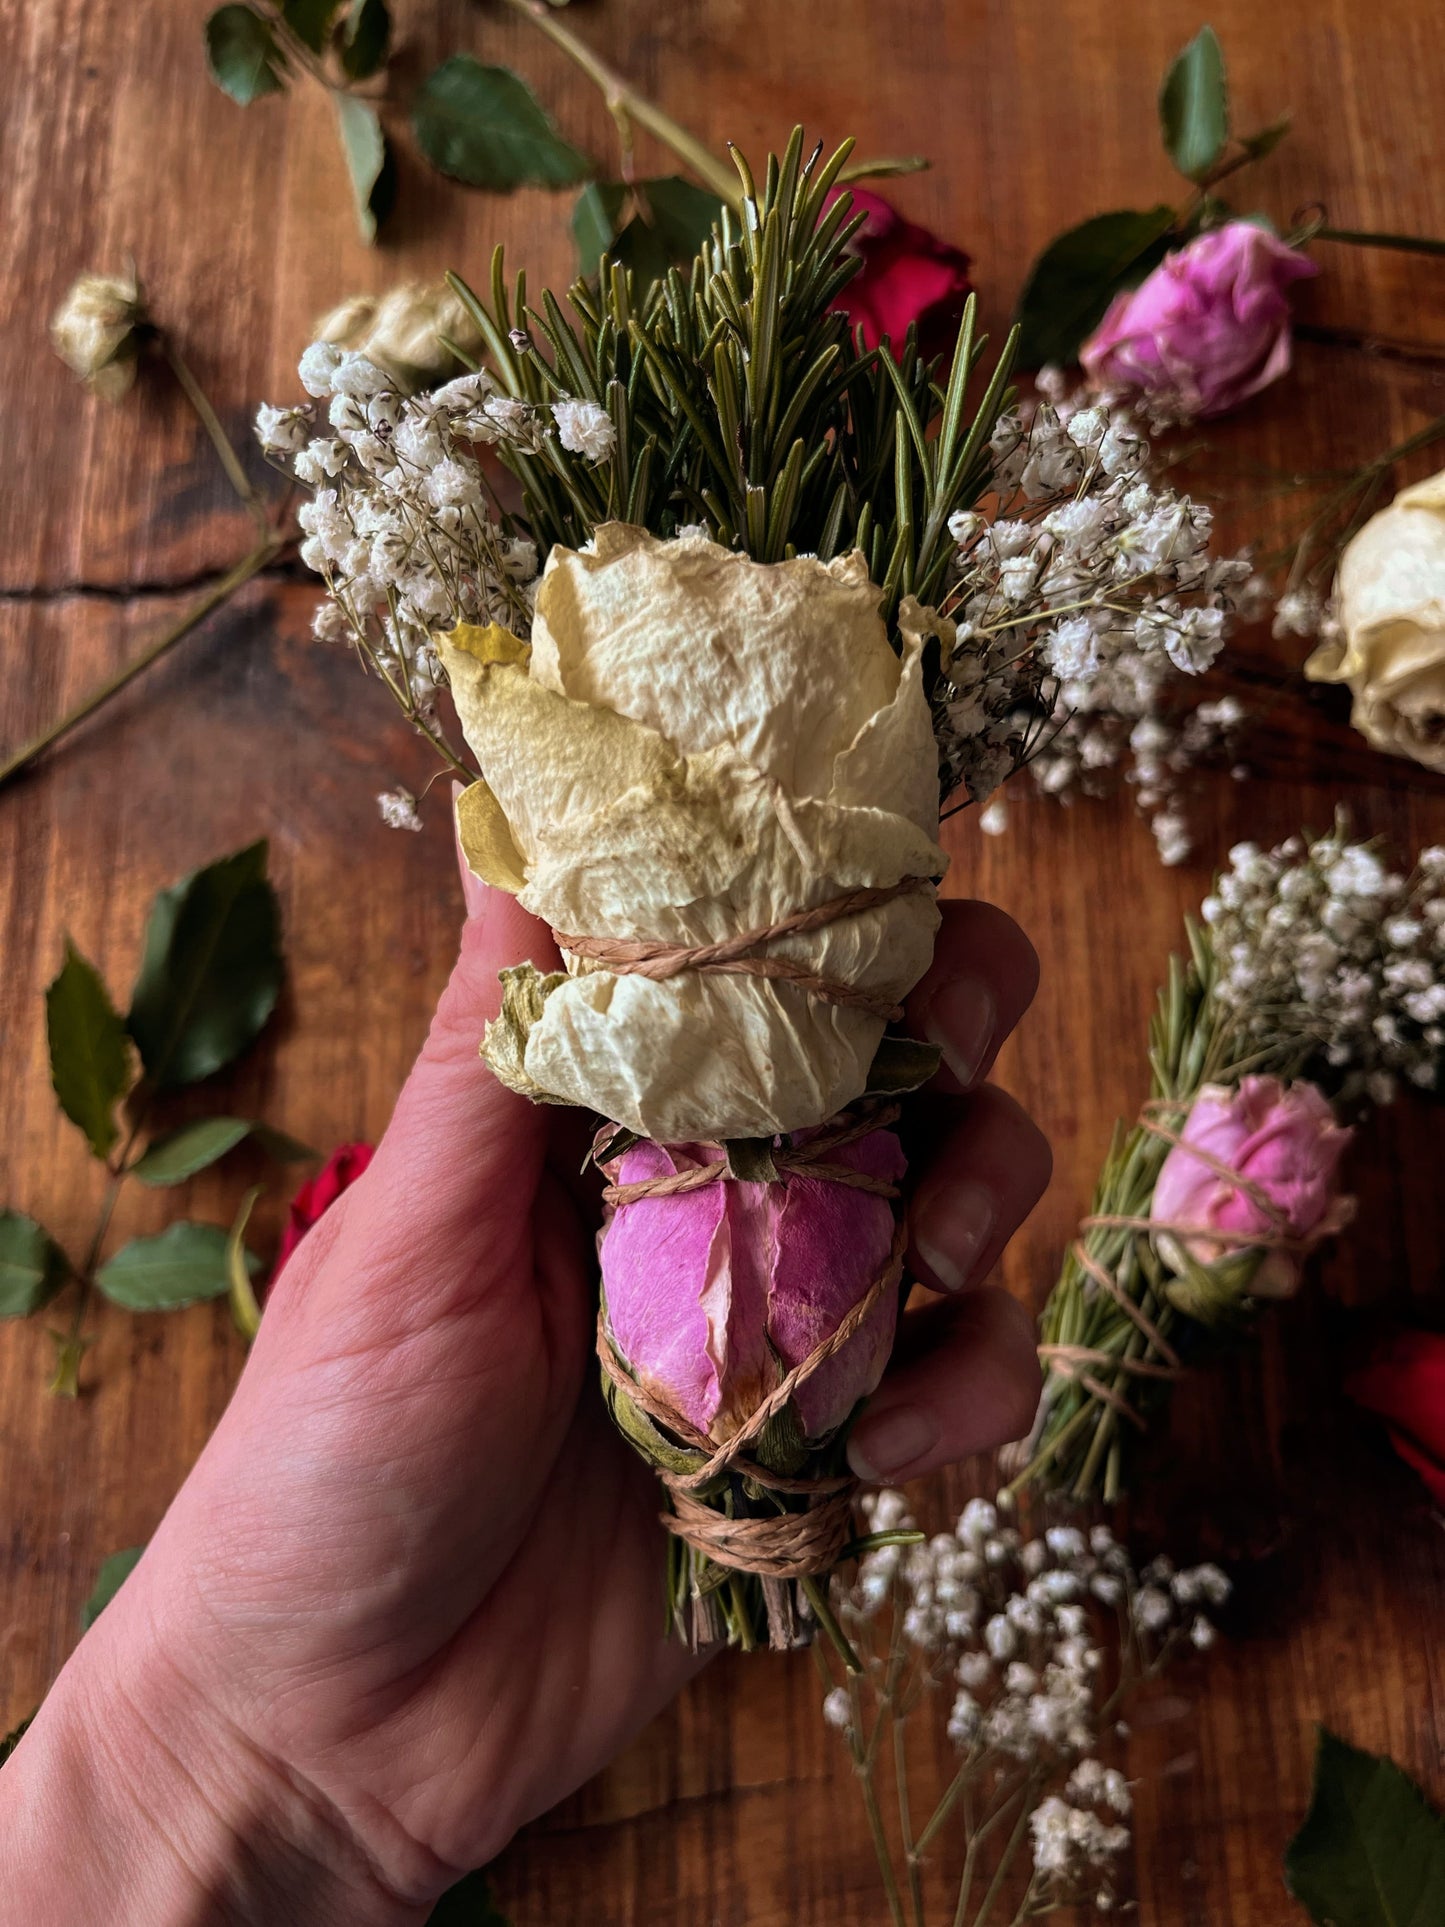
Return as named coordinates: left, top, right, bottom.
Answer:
left=50, top=269, right=147, bottom=401
left=1305, top=469, right=1445, bottom=773
left=443, top=523, right=945, bottom=1141
left=313, top=282, right=484, bottom=395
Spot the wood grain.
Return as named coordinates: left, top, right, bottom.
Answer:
left=2, top=1, right=1445, bottom=1920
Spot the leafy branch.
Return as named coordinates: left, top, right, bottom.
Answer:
left=1, top=843, right=313, bottom=1395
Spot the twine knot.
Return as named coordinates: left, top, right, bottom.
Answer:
left=555, top=876, right=933, bottom=1023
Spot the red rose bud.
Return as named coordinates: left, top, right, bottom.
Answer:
left=826, top=186, right=973, bottom=364
left=273, top=1142, right=374, bottom=1278
left=1347, top=1330, right=1445, bottom=1506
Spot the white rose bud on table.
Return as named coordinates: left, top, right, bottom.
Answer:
left=1307, top=469, right=1445, bottom=773
left=441, top=524, right=946, bottom=1144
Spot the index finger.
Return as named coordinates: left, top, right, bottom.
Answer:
left=904, top=899, right=1040, bottom=1095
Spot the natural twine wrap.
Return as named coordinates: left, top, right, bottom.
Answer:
left=557, top=877, right=932, bottom=1024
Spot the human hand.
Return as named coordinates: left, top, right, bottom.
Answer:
left=1, top=860, right=1048, bottom=1926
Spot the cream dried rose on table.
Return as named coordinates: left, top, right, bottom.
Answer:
left=1306, top=469, right=1445, bottom=773
left=442, top=524, right=945, bottom=1142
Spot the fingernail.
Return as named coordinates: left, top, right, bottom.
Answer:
left=914, top=1179, right=997, bottom=1292
left=848, top=1406, right=936, bottom=1481
left=922, top=979, right=998, bottom=1088
left=451, top=781, right=488, bottom=922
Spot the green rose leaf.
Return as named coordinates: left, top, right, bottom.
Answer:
left=96, top=1222, right=259, bottom=1312
left=1159, top=24, right=1230, bottom=184
left=427, top=1868, right=510, bottom=1925
left=339, top=0, right=390, bottom=80
left=640, top=176, right=725, bottom=259
left=864, top=1035, right=943, bottom=1097
left=606, top=215, right=673, bottom=294
left=131, top=1118, right=316, bottom=1186
left=279, top=0, right=338, bottom=53
left=334, top=94, right=395, bottom=245
left=1285, top=1727, right=1445, bottom=1926
left=80, top=1546, right=145, bottom=1630
left=1240, top=115, right=1292, bottom=162
left=127, top=843, right=282, bottom=1092
left=1011, top=206, right=1176, bottom=369
left=131, top=1117, right=253, bottom=1186
left=205, top=5, right=289, bottom=104
left=725, top=1137, right=781, bottom=1184
left=412, top=58, right=591, bottom=192
left=46, top=942, right=133, bottom=1161
left=573, top=178, right=725, bottom=284
left=0, top=1211, right=71, bottom=1319
left=572, top=180, right=628, bottom=276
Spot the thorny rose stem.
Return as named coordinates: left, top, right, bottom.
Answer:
left=499, top=0, right=741, bottom=202
left=0, top=339, right=290, bottom=793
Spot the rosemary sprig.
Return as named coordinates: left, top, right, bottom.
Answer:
left=448, top=128, right=1016, bottom=638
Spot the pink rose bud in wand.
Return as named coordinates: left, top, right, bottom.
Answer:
left=1081, top=222, right=1317, bottom=419
left=601, top=1128, right=906, bottom=1443
left=1151, top=1077, right=1351, bottom=1297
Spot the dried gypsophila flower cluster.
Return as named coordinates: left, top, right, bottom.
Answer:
left=935, top=372, right=1254, bottom=865
left=1204, top=829, right=1445, bottom=1102
left=256, top=342, right=615, bottom=788
left=824, top=1491, right=1229, bottom=1917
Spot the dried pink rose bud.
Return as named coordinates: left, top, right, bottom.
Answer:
left=601, top=1128, right=906, bottom=1442
left=1081, top=222, right=1316, bottom=419
left=1151, top=1076, right=1351, bottom=1295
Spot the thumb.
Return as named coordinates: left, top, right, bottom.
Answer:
left=364, top=814, right=562, bottom=1244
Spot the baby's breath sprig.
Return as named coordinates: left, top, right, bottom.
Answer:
left=934, top=373, right=1254, bottom=860
left=1010, top=826, right=1445, bottom=1506
left=819, top=1491, right=1229, bottom=1924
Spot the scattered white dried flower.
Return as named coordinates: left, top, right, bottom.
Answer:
left=377, top=788, right=424, bottom=832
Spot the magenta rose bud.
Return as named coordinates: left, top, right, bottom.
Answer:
left=825, top=186, right=973, bottom=364
left=1080, top=222, right=1317, bottom=418
left=601, top=1127, right=906, bottom=1443
left=1151, top=1076, right=1351, bottom=1294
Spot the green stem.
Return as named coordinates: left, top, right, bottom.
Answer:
left=849, top=1675, right=907, bottom=1927
left=893, top=1713, right=925, bottom=1927
left=800, top=1573, right=863, bottom=1674
left=1314, top=225, right=1445, bottom=258
left=0, top=537, right=283, bottom=792
left=916, top=1756, right=977, bottom=1858
left=50, top=1109, right=150, bottom=1396
left=970, top=1781, right=1038, bottom=1927
left=160, top=339, right=270, bottom=535
left=498, top=0, right=740, bottom=204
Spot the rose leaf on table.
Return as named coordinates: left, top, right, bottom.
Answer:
left=80, top=1547, right=146, bottom=1631
left=2, top=845, right=312, bottom=1391
left=1285, top=1728, right=1445, bottom=1926
left=1158, top=24, right=1230, bottom=184
left=411, top=57, right=591, bottom=191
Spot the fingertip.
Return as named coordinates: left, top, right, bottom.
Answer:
left=847, top=1288, right=1041, bottom=1482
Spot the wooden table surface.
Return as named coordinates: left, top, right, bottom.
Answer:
left=3, top=2, right=1445, bottom=1921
